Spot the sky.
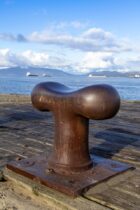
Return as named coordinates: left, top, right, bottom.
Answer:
left=0, top=0, right=140, bottom=74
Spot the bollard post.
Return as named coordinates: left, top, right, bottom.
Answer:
left=7, top=82, right=133, bottom=196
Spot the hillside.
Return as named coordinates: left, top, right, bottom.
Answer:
left=0, top=67, right=71, bottom=78
left=0, top=67, right=139, bottom=78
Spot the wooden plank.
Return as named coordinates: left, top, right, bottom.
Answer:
left=115, top=175, right=140, bottom=199
left=4, top=168, right=110, bottom=210
left=85, top=170, right=140, bottom=210
left=0, top=98, right=140, bottom=210
left=86, top=188, right=140, bottom=210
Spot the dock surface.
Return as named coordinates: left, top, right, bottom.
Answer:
left=0, top=94, right=140, bottom=210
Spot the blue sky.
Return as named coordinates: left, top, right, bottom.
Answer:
left=0, top=0, right=140, bottom=73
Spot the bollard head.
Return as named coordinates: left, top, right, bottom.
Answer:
left=31, top=82, right=120, bottom=120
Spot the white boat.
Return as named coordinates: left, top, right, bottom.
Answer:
left=88, top=74, right=106, bottom=78
left=26, top=72, right=38, bottom=77
left=134, top=74, right=140, bottom=78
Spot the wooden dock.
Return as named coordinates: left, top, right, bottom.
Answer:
left=0, top=94, right=140, bottom=210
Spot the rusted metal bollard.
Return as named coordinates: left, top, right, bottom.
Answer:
left=7, top=82, right=132, bottom=196
left=32, top=82, right=120, bottom=174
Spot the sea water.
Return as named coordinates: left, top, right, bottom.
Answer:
left=0, top=75, right=139, bottom=100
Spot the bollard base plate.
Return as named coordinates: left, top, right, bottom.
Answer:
left=6, top=155, right=133, bottom=197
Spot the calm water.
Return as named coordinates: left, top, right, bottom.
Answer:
left=0, top=75, right=140, bottom=100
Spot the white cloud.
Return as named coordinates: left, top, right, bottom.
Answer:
left=28, top=27, right=129, bottom=53
left=0, top=48, right=139, bottom=73
left=70, top=52, right=121, bottom=74
left=82, top=28, right=114, bottom=41
left=51, top=21, right=87, bottom=30
left=0, top=48, right=15, bottom=67
left=114, top=55, right=140, bottom=72
left=0, top=49, right=49, bottom=68
left=0, top=27, right=132, bottom=53
left=0, top=48, right=75, bottom=71
left=0, top=33, right=26, bottom=42
left=80, top=52, right=114, bottom=70
left=20, top=50, right=49, bottom=66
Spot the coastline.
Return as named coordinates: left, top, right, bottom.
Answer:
left=0, top=94, right=31, bottom=104
left=0, top=93, right=139, bottom=104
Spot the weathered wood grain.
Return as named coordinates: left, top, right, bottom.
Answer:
left=0, top=96, right=140, bottom=210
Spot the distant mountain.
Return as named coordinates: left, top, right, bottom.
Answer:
left=0, top=67, right=139, bottom=78
left=0, top=67, right=71, bottom=78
